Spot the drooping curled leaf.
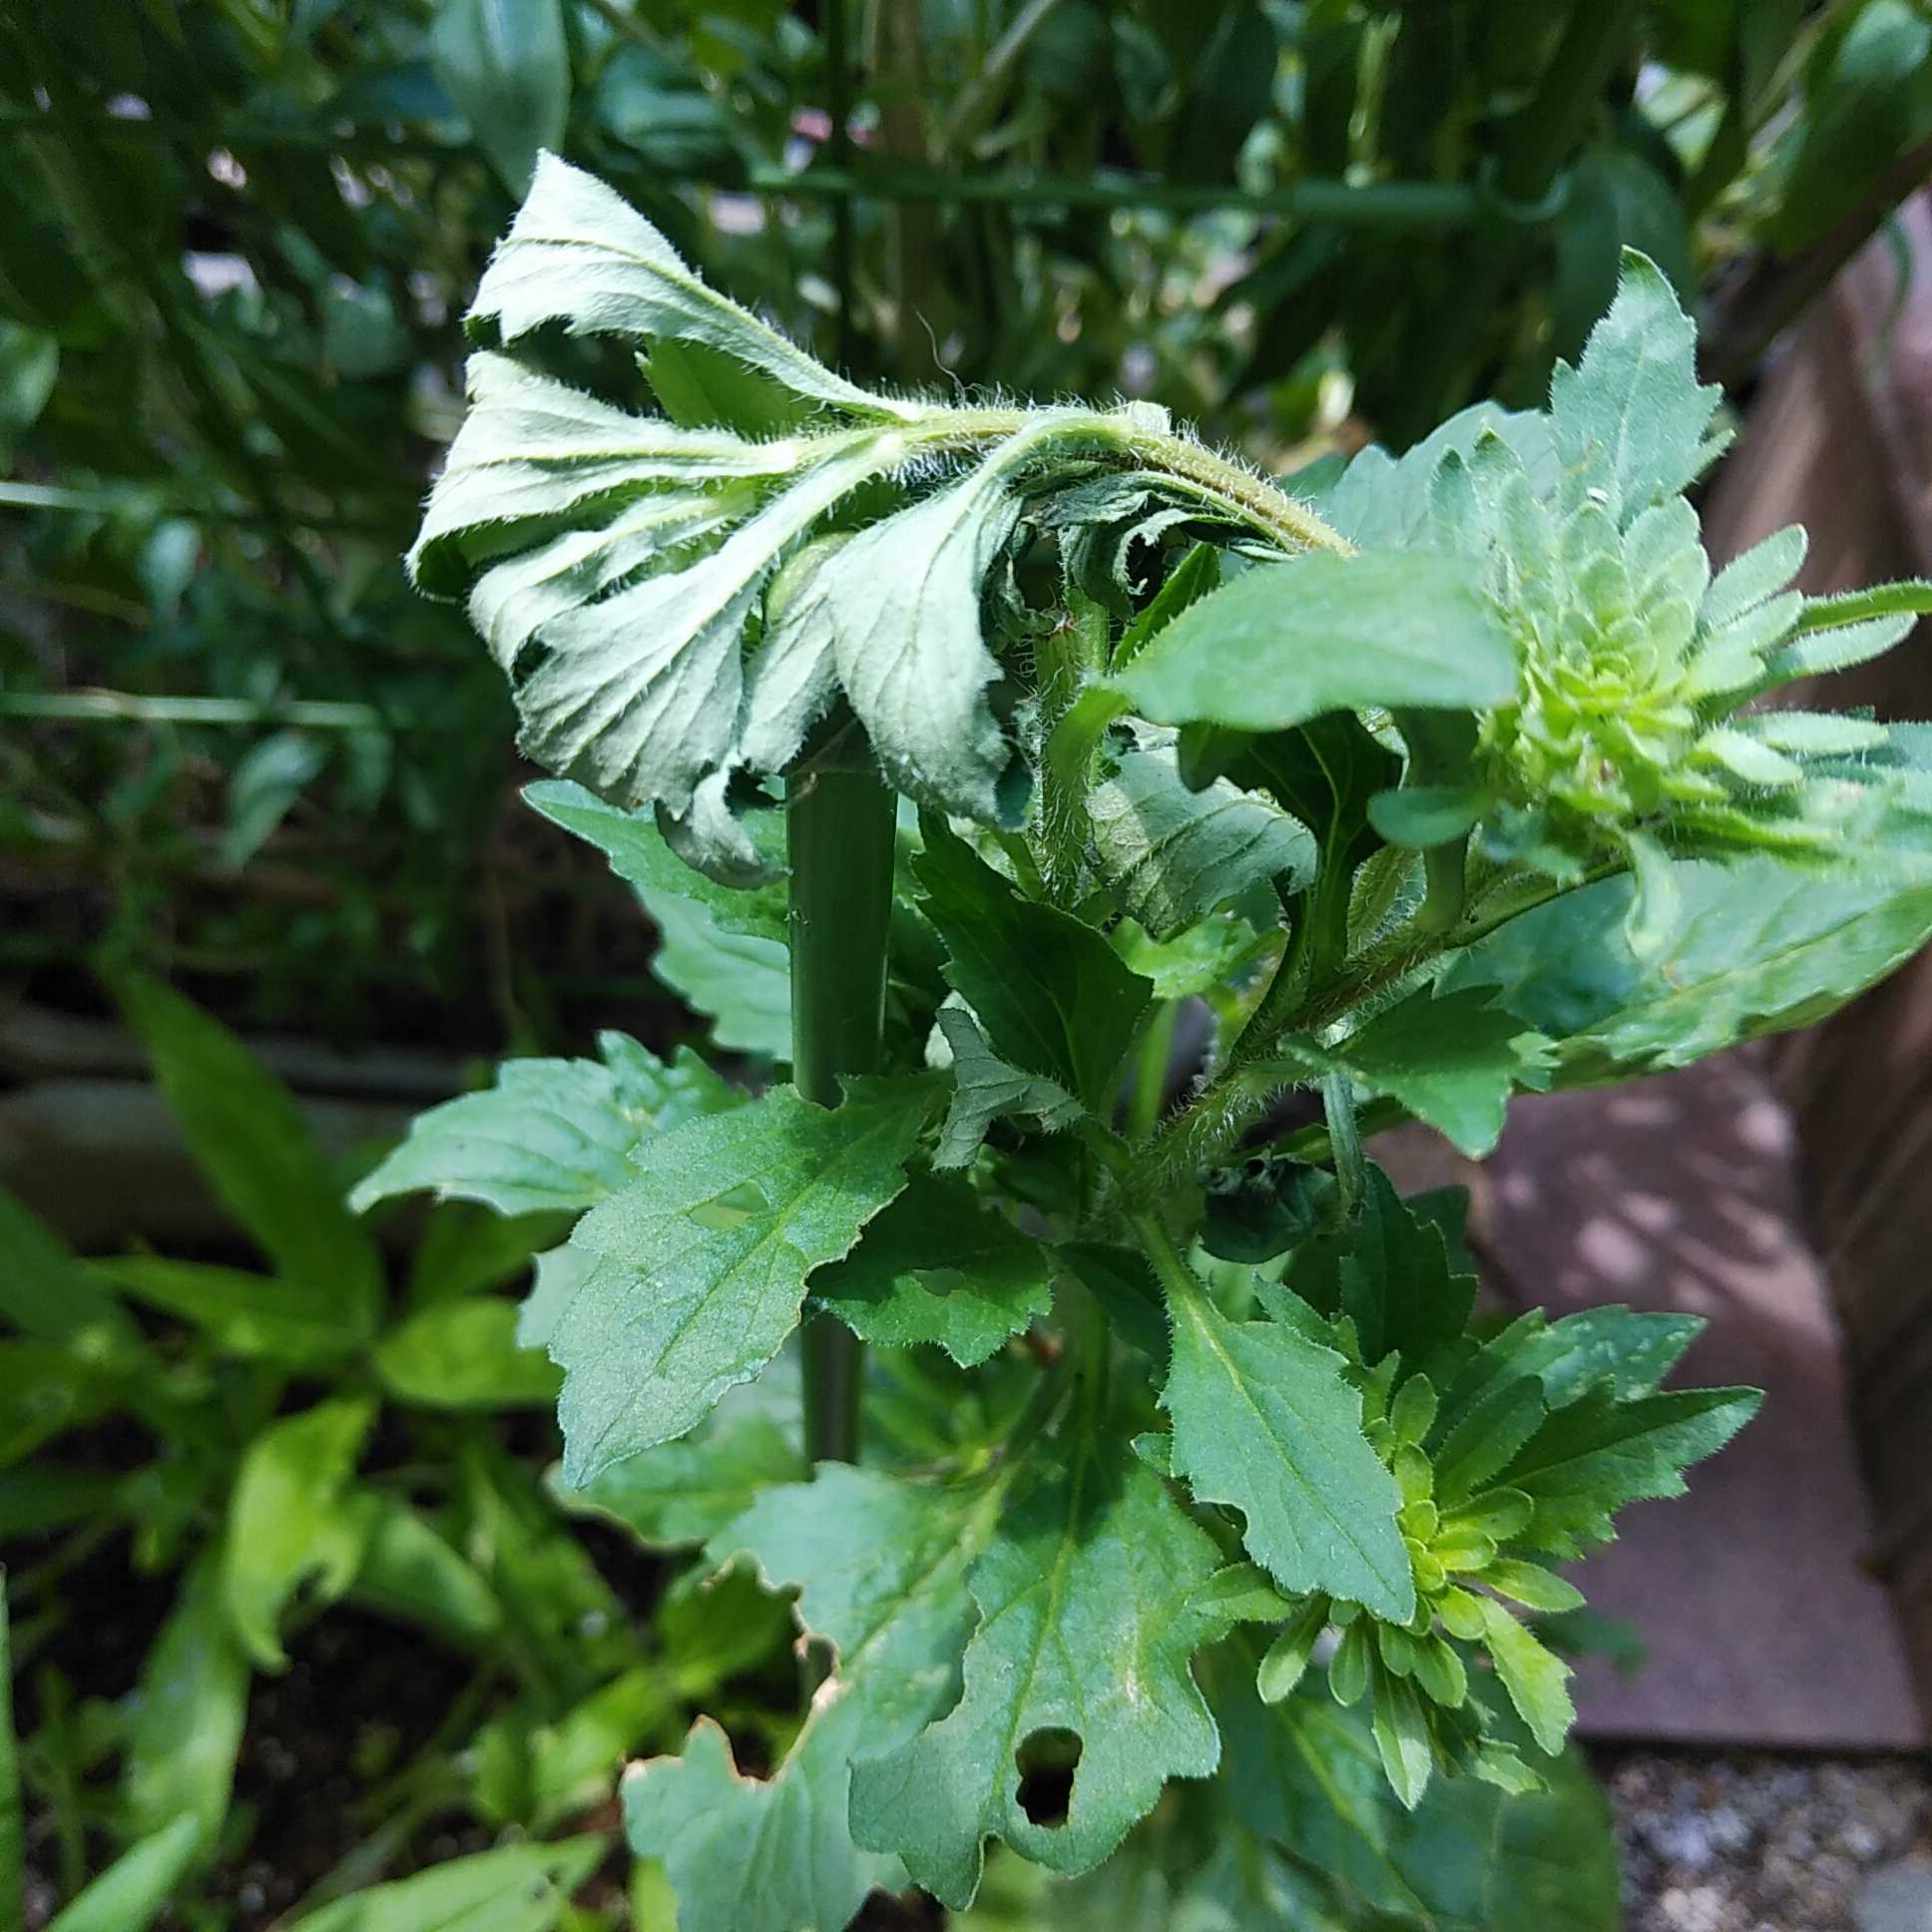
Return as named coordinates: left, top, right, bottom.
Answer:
left=465, top=152, right=908, bottom=418
left=350, top=1030, right=738, bottom=1216
left=849, top=1434, right=1240, bottom=1907
left=810, top=1172, right=1055, bottom=1366
left=415, top=158, right=1350, bottom=878
left=626, top=1465, right=996, bottom=1932
left=550, top=1077, right=936, bottom=1483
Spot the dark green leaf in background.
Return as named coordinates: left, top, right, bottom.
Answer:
left=429, top=0, right=571, bottom=195
left=916, top=817, right=1152, bottom=1107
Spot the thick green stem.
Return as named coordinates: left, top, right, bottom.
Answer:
left=788, top=732, right=897, bottom=1465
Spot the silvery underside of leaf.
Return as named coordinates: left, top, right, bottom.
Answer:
left=409, top=154, right=1339, bottom=885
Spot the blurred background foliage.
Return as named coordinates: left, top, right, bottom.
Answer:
left=2, top=0, right=1929, bottom=1050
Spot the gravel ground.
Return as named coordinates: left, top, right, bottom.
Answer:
left=1602, top=1750, right=1932, bottom=1932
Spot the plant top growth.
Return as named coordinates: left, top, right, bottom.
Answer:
left=351, top=156, right=1932, bottom=1927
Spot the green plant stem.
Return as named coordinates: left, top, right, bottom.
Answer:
left=788, top=731, right=898, bottom=1465
left=1131, top=1209, right=1200, bottom=1309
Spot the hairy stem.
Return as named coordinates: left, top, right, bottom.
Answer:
left=788, top=729, right=898, bottom=1465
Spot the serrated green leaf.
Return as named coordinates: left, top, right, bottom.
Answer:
left=1548, top=247, right=1724, bottom=526
left=810, top=1172, right=1054, bottom=1366
left=646, top=886, right=793, bottom=1059
left=223, top=1396, right=376, bottom=1670
left=552, top=1079, right=934, bottom=1482
left=375, top=1298, right=563, bottom=1409
left=1494, top=1304, right=1703, bottom=1409
left=1159, top=1256, right=1414, bottom=1619
left=554, top=1399, right=801, bottom=1551
left=350, top=1028, right=737, bottom=1216
left=116, top=973, right=381, bottom=1334
left=466, top=153, right=903, bottom=421
left=1310, top=401, right=1558, bottom=553
left=932, top=1007, right=1084, bottom=1169
left=1766, top=610, right=1918, bottom=683
left=627, top=1464, right=994, bottom=1932
left=850, top=1439, right=1232, bottom=1906
left=1432, top=1376, right=1548, bottom=1510
left=1791, top=578, right=1932, bottom=635
left=1267, top=986, right=1551, bottom=1159
left=1369, top=1661, right=1434, bottom=1808
left=917, top=817, right=1152, bottom=1105
left=1475, top=1598, right=1574, bottom=1755
left=1485, top=1560, right=1586, bottom=1615
left=1112, top=551, right=1519, bottom=732
left=1500, top=1381, right=1760, bottom=1558
left=1089, top=746, right=1315, bottom=939
left=284, top=1838, right=607, bottom=1932
left=44, top=1814, right=201, bottom=1932
left=1701, top=525, right=1806, bottom=633
left=1447, top=856, right=1932, bottom=1082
